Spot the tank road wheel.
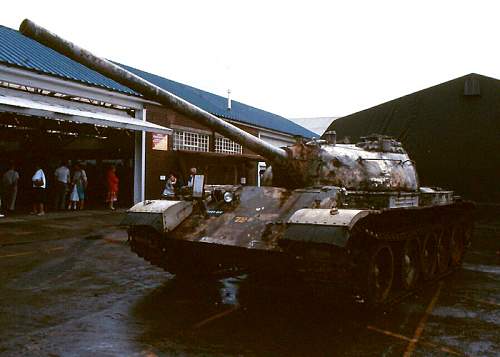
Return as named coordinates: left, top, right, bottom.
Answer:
left=437, top=228, right=451, bottom=274
left=450, top=225, right=465, bottom=267
left=366, top=243, right=394, bottom=305
left=421, top=232, right=438, bottom=280
left=399, top=237, right=420, bottom=290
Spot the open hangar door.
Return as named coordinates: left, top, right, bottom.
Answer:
left=0, top=89, right=171, bottom=212
left=0, top=112, right=135, bottom=210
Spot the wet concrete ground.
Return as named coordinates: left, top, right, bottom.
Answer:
left=0, top=208, right=499, bottom=356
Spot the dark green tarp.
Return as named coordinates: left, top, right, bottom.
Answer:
left=324, top=74, right=500, bottom=203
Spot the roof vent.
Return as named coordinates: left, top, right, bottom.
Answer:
left=227, top=89, right=232, bottom=110
left=464, top=76, right=480, bottom=96
left=324, top=130, right=336, bottom=145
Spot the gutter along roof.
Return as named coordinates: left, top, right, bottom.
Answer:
left=0, top=25, right=316, bottom=138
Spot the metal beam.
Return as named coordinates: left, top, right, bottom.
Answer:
left=0, top=92, right=171, bottom=134
left=0, top=64, right=149, bottom=110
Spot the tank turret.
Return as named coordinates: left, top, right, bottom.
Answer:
left=273, top=134, right=418, bottom=190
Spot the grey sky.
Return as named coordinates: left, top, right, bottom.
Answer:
left=1, top=1, right=499, bottom=118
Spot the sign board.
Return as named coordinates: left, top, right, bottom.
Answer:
left=152, top=133, right=168, bottom=151
left=206, top=209, right=224, bottom=217
left=192, top=174, right=205, bottom=198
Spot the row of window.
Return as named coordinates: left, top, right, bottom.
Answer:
left=173, top=130, right=242, bottom=155
left=214, top=137, right=243, bottom=154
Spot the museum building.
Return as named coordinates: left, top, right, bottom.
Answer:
left=0, top=24, right=315, bottom=209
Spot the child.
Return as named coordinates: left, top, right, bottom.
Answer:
left=68, top=182, right=79, bottom=210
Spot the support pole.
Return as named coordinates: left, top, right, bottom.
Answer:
left=133, top=109, right=146, bottom=203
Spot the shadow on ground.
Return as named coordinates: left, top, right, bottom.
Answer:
left=130, top=275, right=416, bottom=356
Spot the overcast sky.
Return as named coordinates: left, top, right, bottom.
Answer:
left=1, top=1, right=499, bottom=118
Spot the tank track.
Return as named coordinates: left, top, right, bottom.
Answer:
left=342, top=201, right=474, bottom=306
left=129, top=229, right=253, bottom=278
left=281, top=202, right=474, bottom=307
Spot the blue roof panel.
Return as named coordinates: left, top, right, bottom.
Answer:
left=0, top=25, right=135, bottom=95
left=0, top=25, right=316, bottom=138
left=119, top=63, right=316, bottom=137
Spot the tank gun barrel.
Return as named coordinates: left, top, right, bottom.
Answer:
left=19, top=19, right=288, bottom=164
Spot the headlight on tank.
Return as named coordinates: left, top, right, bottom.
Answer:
left=223, top=191, right=234, bottom=203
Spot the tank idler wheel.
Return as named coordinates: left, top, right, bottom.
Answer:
left=366, top=243, right=394, bottom=305
left=129, top=236, right=144, bottom=258
left=463, top=224, right=473, bottom=249
left=437, top=228, right=451, bottom=274
left=400, top=237, right=420, bottom=290
left=450, top=225, right=465, bottom=266
left=421, top=232, right=438, bottom=280
left=135, top=248, right=144, bottom=258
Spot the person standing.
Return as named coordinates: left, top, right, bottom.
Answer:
left=72, top=163, right=87, bottom=210
left=187, top=167, right=197, bottom=188
left=31, top=164, right=46, bottom=216
left=162, top=173, right=177, bottom=198
left=68, top=179, right=80, bottom=210
left=106, top=165, right=119, bottom=210
left=54, top=161, right=70, bottom=210
left=2, top=162, right=20, bottom=213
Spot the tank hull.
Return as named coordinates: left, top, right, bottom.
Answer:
left=127, top=190, right=474, bottom=305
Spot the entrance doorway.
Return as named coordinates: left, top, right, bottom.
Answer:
left=0, top=113, right=135, bottom=212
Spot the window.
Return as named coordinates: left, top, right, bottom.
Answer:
left=173, top=130, right=209, bottom=152
left=215, top=137, right=243, bottom=155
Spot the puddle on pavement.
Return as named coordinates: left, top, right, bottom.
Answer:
left=130, top=274, right=404, bottom=356
left=463, top=263, right=500, bottom=275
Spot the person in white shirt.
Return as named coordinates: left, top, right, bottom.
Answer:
left=54, top=161, right=70, bottom=210
left=31, top=164, right=46, bottom=216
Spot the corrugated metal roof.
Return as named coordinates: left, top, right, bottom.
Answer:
left=0, top=25, right=135, bottom=95
left=118, top=63, right=316, bottom=137
left=0, top=24, right=316, bottom=138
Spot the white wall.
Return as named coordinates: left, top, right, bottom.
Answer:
left=258, top=130, right=295, bottom=148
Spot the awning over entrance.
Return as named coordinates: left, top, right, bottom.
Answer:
left=0, top=91, right=171, bottom=134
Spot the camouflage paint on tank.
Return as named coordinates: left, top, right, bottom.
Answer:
left=270, top=139, right=418, bottom=191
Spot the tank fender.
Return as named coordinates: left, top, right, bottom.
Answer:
left=288, top=209, right=372, bottom=229
left=121, top=200, right=193, bottom=233
left=282, top=209, right=372, bottom=247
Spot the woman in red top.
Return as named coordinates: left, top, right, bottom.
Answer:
left=106, top=165, right=119, bottom=210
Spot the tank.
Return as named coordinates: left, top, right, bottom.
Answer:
left=21, top=20, right=474, bottom=305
